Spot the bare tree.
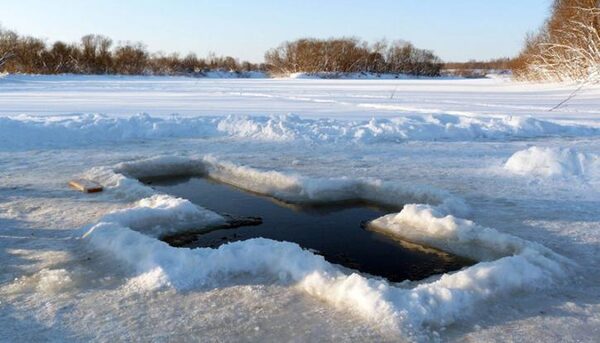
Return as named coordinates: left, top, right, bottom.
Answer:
left=113, top=42, right=148, bottom=75
left=0, top=28, right=18, bottom=71
left=80, top=34, right=113, bottom=73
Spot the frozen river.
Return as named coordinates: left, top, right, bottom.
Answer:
left=1, top=75, right=599, bottom=342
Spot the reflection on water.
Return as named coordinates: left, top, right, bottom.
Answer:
left=141, top=175, right=473, bottom=282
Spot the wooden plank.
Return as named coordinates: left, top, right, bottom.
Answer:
left=68, top=179, right=103, bottom=193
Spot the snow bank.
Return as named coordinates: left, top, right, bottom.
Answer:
left=215, top=114, right=600, bottom=143
left=80, top=156, right=210, bottom=200
left=504, top=146, right=600, bottom=179
left=82, top=166, right=154, bottom=200
left=2, top=113, right=598, bottom=150
left=81, top=156, right=571, bottom=334
left=201, top=155, right=470, bottom=217
left=89, top=155, right=469, bottom=217
left=99, top=194, right=225, bottom=238
left=369, top=204, right=566, bottom=263
left=114, top=155, right=209, bottom=179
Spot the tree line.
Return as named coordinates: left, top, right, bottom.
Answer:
left=513, top=0, right=600, bottom=81
left=0, top=28, right=444, bottom=77
left=265, top=38, right=442, bottom=76
left=0, top=29, right=265, bottom=75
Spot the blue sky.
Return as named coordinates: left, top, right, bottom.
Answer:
left=1, top=0, right=551, bottom=62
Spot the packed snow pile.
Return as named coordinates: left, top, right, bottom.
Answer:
left=369, top=204, right=566, bottom=262
left=35, top=269, right=75, bottom=295
left=2, top=113, right=599, bottom=149
left=81, top=156, right=572, bottom=334
left=99, top=194, right=225, bottom=238
left=504, top=146, right=600, bottom=179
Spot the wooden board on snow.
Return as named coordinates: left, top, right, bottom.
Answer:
left=68, top=179, right=103, bottom=193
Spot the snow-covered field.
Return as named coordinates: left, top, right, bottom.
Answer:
left=1, top=74, right=599, bottom=342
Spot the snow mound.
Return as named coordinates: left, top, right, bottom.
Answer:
left=2, top=113, right=598, bottom=150
left=36, top=269, right=75, bottom=294
left=81, top=156, right=571, bottom=334
left=504, top=146, right=600, bottom=178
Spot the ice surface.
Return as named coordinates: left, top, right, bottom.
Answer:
left=1, top=75, right=599, bottom=342
left=80, top=156, right=570, bottom=333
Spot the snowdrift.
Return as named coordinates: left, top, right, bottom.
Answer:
left=505, top=146, right=600, bottom=179
left=2, top=113, right=599, bottom=149
left=81, top=156, right=572, bottom=335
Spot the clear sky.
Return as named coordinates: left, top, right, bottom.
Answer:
left=1, top=0, right=552, bottom=62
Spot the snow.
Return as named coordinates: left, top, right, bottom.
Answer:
left=2, top=112, right=599, bottom=149
left=80, top=156, right=571, bottom=334
left=505, top=146, right=600, bottom=180
left=35, top=269, right=75, bottom=295
left=1, top=74, right=600, bottom=342
left=2, top=74, right=600, bottom=124
left=97, top=194, right=225, bottom=238
left=370, top=204, right=567, bottom=263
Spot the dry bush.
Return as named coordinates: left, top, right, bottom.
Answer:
left=514, top=0, right=600, bottom=81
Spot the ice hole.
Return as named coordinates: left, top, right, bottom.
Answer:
left=140, top=175, right=473, bottom=282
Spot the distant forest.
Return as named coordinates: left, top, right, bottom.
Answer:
left=0, top=30, right=265, bottom=75
left=0, top=28, right=452, bottom=77
left=0, top=27, right=511, bottom=78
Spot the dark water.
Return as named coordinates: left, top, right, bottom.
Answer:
left=142, top=176, right=472, bottom=282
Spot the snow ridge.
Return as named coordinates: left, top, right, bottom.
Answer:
left=2, top=113, right=598, bottom=149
